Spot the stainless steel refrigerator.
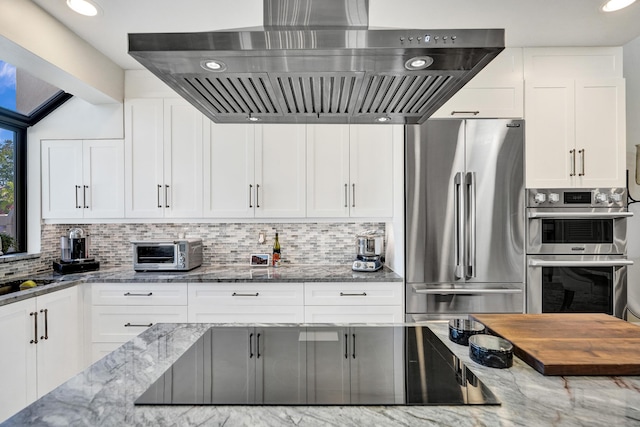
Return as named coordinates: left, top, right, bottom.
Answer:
left=405, top=119, right=526, bottom=321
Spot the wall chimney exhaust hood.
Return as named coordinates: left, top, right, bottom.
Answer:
left=128, top=0, right=504, bottom=124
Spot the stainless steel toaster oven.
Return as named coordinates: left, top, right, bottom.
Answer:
left=132, top=238, right=203, bottom=271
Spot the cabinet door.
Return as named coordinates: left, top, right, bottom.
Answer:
left=207, top=327, right=256, bottom=404
left=306, top=124, right=350, bottom=217
left=349, top=327, right=402, bottom=404
left=82, top=140, right=125, bottom=218
left=41, top=140, right=84, bottom=219
left=124, top=98, right=164, bottom=218
left=348, top=125, right=394, bottom=217
left=304, top=327, right=350, bottom=404
left=35, top=287, right=81, bottom=398
left=255, top=124, right=306, bottom=217
left=163, top=98, right=203, bottom=218
left=0, top=299, right=37, bottom=423
left=575, top=79, right=626, bottom=188
left=524, top=80, right=576, bottom=188
left=204, top=123, right=256, bottom=218
left=256, top=327, right=306, bottom=404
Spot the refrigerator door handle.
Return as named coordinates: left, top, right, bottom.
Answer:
left=454, top=172, right=465, bottom=279
left=465, top=172, right=476, bottom=279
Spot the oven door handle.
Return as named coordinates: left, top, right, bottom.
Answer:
left=413, top=287, right=522, bottom=295
left=528, top=259, right=634, bottom=267
left=527, top=211, right=633, bottom=219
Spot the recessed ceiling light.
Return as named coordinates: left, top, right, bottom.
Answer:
left=248, top=116, right=260, bottom=122
left=375, top=116, right=391, bottom=123
left=201, top=60, right=227, bottom=72
left=602, top=0, right=636, bottom=12
left=405, top=56, right=434, bottom=71
left=66, top=0, right=101, bottom=17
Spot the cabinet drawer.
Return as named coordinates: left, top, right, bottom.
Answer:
left=189, top=305, right=304, bottom=323
left=188, top=283, right=303, bottom=306
left=91, top=283, right=188, bottom=306
left=304, top=306, right=404, bottom=323
left=304, top=282, right=402, bottom=306
left=91, top=305, right=188, bottom=342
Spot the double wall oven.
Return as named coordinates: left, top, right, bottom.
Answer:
left=526, top=188, right=633, bottom=319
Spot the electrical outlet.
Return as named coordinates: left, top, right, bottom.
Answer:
left=258, top=232, right=266, bottom=244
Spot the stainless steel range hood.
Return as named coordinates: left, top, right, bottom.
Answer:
left=128, top=0, right=504, bottom=124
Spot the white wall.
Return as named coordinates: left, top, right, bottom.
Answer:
left=623, top=35, right=640, bottom=318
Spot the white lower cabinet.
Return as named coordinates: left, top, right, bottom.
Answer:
left=89, top=283, right=188, bottom=364
left=188, top=283, right=304, bottom=323
left=304, top=282, right=404, bottom=323
left=0, top=286, right=81, bottom=423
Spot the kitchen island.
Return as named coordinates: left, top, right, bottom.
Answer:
left=2, top=321, right=639, bottom=426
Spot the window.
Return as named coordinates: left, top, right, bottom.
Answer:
left=0, top=59, right=72, bottom=254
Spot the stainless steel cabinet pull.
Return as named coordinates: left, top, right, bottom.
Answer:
left=352, top=184, right=356, bottom=208
left=569, top=149, right=576, bottom=177
left=352, top=333, right=356, bottom=359
left=124, top=292, right=153, bottom=296
left=339, top=292, right=367, bottom=296
left=344, top=183, right=348, bottom=208
left=75, top=185, right=81, bottom=208
left=40, top=309, right=49, bottom=340
left=579, top=149, right=585, bottom=176
left=450, top=111, right=479, bottom=116
left=256, top=184, right=260, bottom=208
left=165, top=185, right=170, bottom=208
left=344, top=333, right=348, bottom=359
left=30, top=311, right=38, bottom=344
left=249, top=333, right=254, bottom=358
left=249, top=184, right=253, bottom=208
left=256, top=333, right=261, bottom=359
left=124, top=322, right=153, bottom=327
left=157, top=184, right=162, bottom=208
left=232, top=292, right=259, bottom=297
left=83, top=185, right=89, bottom=208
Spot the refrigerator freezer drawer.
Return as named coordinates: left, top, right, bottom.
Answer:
left=406, top=283, right=524, bottom=320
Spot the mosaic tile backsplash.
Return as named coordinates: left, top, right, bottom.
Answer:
left=0, top=222, right=386, bottom=279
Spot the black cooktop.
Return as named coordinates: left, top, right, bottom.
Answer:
left=135, top=325, right=500, bottom=406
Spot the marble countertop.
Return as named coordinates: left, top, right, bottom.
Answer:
left=3, top=321, right=640, bottom=426
left=0, top=264, right=402, bottom=306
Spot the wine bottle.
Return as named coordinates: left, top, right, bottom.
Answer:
left=272, top=232, right=281, bottom=267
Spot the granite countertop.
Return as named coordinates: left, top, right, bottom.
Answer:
left=3, top=321, right=640, bottom=426
left=0, top=264, right=402, bottom=307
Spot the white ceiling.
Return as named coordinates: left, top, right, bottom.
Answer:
left=32, top=0, right=640, bottom=70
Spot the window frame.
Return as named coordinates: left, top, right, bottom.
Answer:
left=0, top=91, right=72, bottom=253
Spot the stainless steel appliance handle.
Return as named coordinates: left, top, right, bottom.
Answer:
left=83, top=185, right=89, bottom=209
left=527, top=211, right=633, bottom=219
left=414, top=288, right=523, bottom=295
left=249, top=184, right=253, bottom=208
left=40, top=309, right=49, bottom=340
left=30, top=311, right=38, bottom=344
left=570, top=149, right=576, bottom=177
left=528, top=259, right=633, bottom=267
left=454, top=172, right=465, bottom=279
left=466, top=172, right=476, bottom=279
left=579, top=149, right=585, bottom=176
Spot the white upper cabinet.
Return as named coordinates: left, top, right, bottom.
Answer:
left=524, top=47, right=625, bottom=188
left=432, top=48, right=524, bottom=119
left=42, top=139, right=124, bottom=219
left=306, top=124, right=395, bottom=218
left=204, top=123, right=306, bottom=218
left=125, top=98, right=203, bottom=218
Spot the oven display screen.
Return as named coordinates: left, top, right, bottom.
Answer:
left=563, top=192, right=591, bottom=204
left=542, top=219, right=614, bottom=244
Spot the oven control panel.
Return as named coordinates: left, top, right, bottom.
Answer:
left=527, top=188, right=627, bottom=208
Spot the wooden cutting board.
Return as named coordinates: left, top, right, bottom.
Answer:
left=469, top=313, right=640, bottom=376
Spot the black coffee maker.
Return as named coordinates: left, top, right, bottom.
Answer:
left=53, top=227, right=100, bottom=274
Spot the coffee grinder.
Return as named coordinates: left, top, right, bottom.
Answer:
left=53, top=227, right=100, bottom=274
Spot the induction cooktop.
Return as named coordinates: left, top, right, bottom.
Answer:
left=135, top=326, right=500, bottom=406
